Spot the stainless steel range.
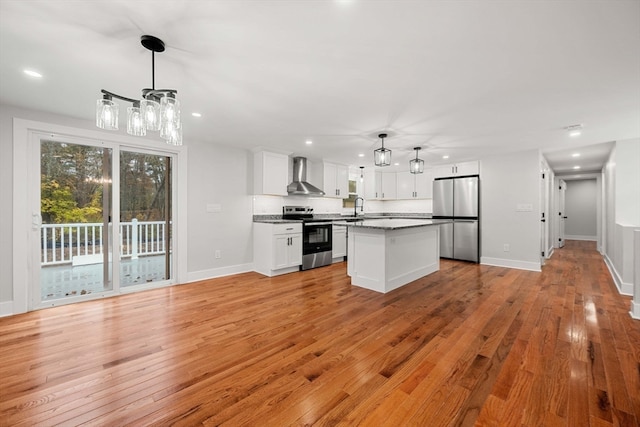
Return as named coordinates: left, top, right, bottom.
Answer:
left=282, top=206, right=332, bottom=270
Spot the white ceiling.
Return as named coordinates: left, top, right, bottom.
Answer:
left=1, top=1, right=638, bottom=173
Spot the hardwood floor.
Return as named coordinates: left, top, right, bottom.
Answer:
left=1, top=241, right=639, bottom=426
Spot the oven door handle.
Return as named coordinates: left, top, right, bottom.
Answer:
left=304, top=222, right=332, bottom=226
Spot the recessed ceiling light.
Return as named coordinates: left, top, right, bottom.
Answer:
left=573, top=165, right=581, bottom=170
left=572, top=153, right=580, bottom=157
left=442, top=155, right=449, bottom=159
left=565, top=124, right=583, bottom=137
left=24, top=69, right=42, bottom=78
left=191, top=112, right=202, bottom=117
left=358, top=153, right=365, bottom=157
left=305, top=140, right=312, bottom=145
left=394, top=162, right=400, bottom=166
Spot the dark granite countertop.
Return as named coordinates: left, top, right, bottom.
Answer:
left=333, top=218, right=451, bottom=230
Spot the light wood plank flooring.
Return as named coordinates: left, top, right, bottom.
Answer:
left=1, top=240, right=639, bottom=426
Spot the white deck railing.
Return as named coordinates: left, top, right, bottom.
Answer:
left=41, top=219, right=168, bottom=266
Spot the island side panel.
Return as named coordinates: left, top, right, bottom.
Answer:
left=349, top=228, right=388, bottom=293
left=385, top=226, right=440, bottom=292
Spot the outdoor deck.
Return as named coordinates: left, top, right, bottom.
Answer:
left=41, top=255, right=168, bottom=301
left=39, top=220, right=169, bottom=301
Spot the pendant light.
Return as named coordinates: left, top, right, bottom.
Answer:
left=96, top=35, right=182, bottom=146
left=374, top=133, right=391, bottom=166
left=359, top=166, right=365, bottom=182
left=410, top=147, right=424, bottom=174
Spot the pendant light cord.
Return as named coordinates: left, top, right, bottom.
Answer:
left=151, top=50, right=155, bottom=91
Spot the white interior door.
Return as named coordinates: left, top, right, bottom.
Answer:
left=540, top=164, right=548, bottom=264
left=558, top=179, right=566, bottom=248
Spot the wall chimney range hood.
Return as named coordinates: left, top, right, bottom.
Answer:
left=287, top=157, right=325, bottom=196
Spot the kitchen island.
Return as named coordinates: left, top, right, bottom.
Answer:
left=336, top=218, right=450, bottom=293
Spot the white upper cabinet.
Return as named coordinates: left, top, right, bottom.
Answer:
left=321, top=162, right=349, bottom=198
left=396, top=171, right=415, bottom=199
left=433, top=161, right=479, bottom=178
left=396, top=169, right=434, bottom=199
left=363, top=170, right=381, bottom=200
left=254, top=151, right=289, bottom=196
left=380, top=173, right=397, bottom=200
left=415, top=169, right=434, bottom=198
left=363, top=171, right=396, bottom=200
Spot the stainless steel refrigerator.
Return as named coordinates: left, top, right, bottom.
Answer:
left=432, top=176, right=479, bottom=262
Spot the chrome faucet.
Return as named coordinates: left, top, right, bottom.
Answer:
left=354, top=196, right=365, bottom=216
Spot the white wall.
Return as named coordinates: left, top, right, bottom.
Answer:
left=565, top=179, right=597, bottom=240
left=480, top=149, right=541, bottom=271
left=615, top=139, right=640, bottom=225
left=186, top=141, right=254, bottom=282
left=602, top=139, right=640, bottom=296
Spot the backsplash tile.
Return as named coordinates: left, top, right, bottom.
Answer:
left=252, top=195, right=432, bottom=215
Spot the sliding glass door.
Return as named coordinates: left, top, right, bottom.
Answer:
left=119, top=150, right=172, bottom=288
left=39, top=140, right=113, bottom=302
left=36, top=137, right=173, bottom=308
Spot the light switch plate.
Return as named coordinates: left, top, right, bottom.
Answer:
left=206, top=204, right=222, bottom=213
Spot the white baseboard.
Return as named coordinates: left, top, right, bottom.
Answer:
left=0, top=301, right=14, bottom=318
left=186, top=263, right=254, bottom=283
left=480, top=257, right=541, bottom=272
left=603, top=254, right=633, bottom=296
left=631, top=301, right=640, bottom=320
left=565, top=235, right=597, bottom=241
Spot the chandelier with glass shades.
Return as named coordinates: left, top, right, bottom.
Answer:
left=96, top=35, right=182, bottom=146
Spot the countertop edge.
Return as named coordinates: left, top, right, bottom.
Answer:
left=334, top=219, right=451, bottom=230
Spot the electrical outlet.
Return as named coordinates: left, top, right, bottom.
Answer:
left=503, top=244, right=510, bottom=252
left=215, top=250, right=221, bottom=259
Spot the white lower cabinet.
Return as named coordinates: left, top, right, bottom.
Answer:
left=332, top=225, right=347, bottom=261
left=254, top=222, right=302, bottom=276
